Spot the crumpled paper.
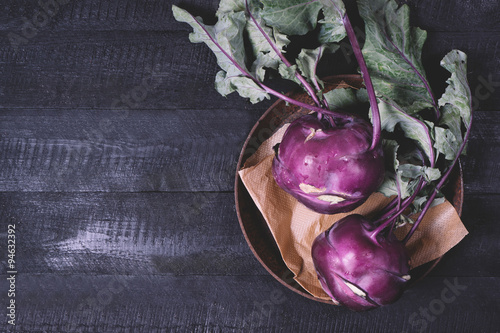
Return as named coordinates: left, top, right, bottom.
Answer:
left=239, top=124, right=469, bottom=300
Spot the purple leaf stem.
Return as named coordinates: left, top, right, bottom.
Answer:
left=403, top=107, right=474, bottom=244
left=383, top=31, right=440, bottom=119
left=371, top=177, right=425, bottom=238
left=245, top=0, right=323, bottom=107
left=341, top=13, right=382, bottom=151
left=186, top=10, right=350, bottom=119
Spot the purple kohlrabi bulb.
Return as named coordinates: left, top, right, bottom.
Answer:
left=311, top=214, right=411, bottom=311
left=272, top=114, right=384, bottom=214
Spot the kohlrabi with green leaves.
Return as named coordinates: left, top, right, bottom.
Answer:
left=312, top=94, right=472, bottom=310
left=173, top=0, right=473, bottom=310
left=173, top=0, right=386, bottom=214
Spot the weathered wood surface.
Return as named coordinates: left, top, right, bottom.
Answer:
left=0, top=110, right=498, bottom=193
left=4, top=275, right=500, bottom=332
left=0, top=192, right=498, bottom=277
left=1, top=0, right=499, bottom=32
left=0, top=31, right=499, bottom=111
left=0, top=0, right=499, bottom=332
left=0, top=108, right=259, bottom=192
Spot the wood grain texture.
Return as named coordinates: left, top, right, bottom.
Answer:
left=427, top=194, right=500, bottom=277
left=0, top=0, right=498, bottom=331
left=0, top=192, right=498, bottom=277
left=0, top=192, right=262, bottom=276
left=0, top=31, right=498, bottom=110
left=0, top=275, right=498, bottom=332
left=0, top=0, right=221, bottom=32
left=462, top=111, right=500, bottom=194
left=0, top=0, right=498, bottom=32
left=0, top=108, right=259, bottom=192
left=0, top=110, right=498, bottom=193
left=407, top=0, right=500, bottom=32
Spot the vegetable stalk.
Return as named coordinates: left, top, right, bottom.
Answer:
left=245, top=0, right=324, bottom=108
left=179, top=6, right=352, bottom=120
left=342, top=14, right=382, bottom=151
left=403, top=109, right=473, bottom=243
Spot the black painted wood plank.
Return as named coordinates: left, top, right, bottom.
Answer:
left=0, top=0, right=221, bottom=33
left=0, top=0, right=498, bottom=33
left=1, top=274, right=498, bottom=332
left=0, top=31, right=498, bottom=110
left=0, top=192, right=263, bottom=277
left=0, top=31, right=241, bottom=111
left=0, top=108, right=260, bottom=192
left=0, top=110, right=498, bottom=193
left=0, top=192, right=498, bottom=277
left=462, top=111, right=500, bottom=194
left=407, top=0, right=500, bottom=32
left=426, top=194, right=500, bottom=278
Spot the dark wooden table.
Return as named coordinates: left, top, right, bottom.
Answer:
left=1, top=0, right=499, bottom=332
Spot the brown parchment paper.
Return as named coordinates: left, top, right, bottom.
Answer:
left=239, top=124, right=469, bottom=300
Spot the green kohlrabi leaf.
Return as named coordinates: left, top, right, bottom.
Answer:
left=318, top=19, right=346, bottom=44
left=398, top=164, right=441, bottom=183
left=296, top=44, right=339, bottom=91
left=318, top=0, right=346, bottom=43
left=356, top=88, right=369, bottom=103
left=172, top=6, right=248, bottom=78
left=378, top=140, right=428, bottom=200
left=412, top=193, right=445, bottom=213
left=439, top=51, right=472, bottom=133
left=438, top=104, right=462, bottom=150
left=433, top=125, right=460, bottom=161
left=377, top=175, right=400, bottom=198
left=378, top=99, right=435, bottom=165
left=215, top=71, right=270, bottom=103
left=378, top=139, right=409, bottom=199
left=278, top=63, right=300, bottom=83
left=216, top=0, right=247, bottom=15
left=217, top=0, right=292, bottom=82
left=260, top=0, right=323, bottom=35
left=358, top=0, right=437, bottom=114
left=433, top=50, right=472, bottom=159
left=439, top=50, right=472, bottom=128
left=251, top=49, right=281, bottom=81
left=173, top=4, right=279, bottom=103
left=246, top=17, right=291, bottom=81
left=324, top=87, right=366, bottom=110
left=319, top=0, right=346, bottom=19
